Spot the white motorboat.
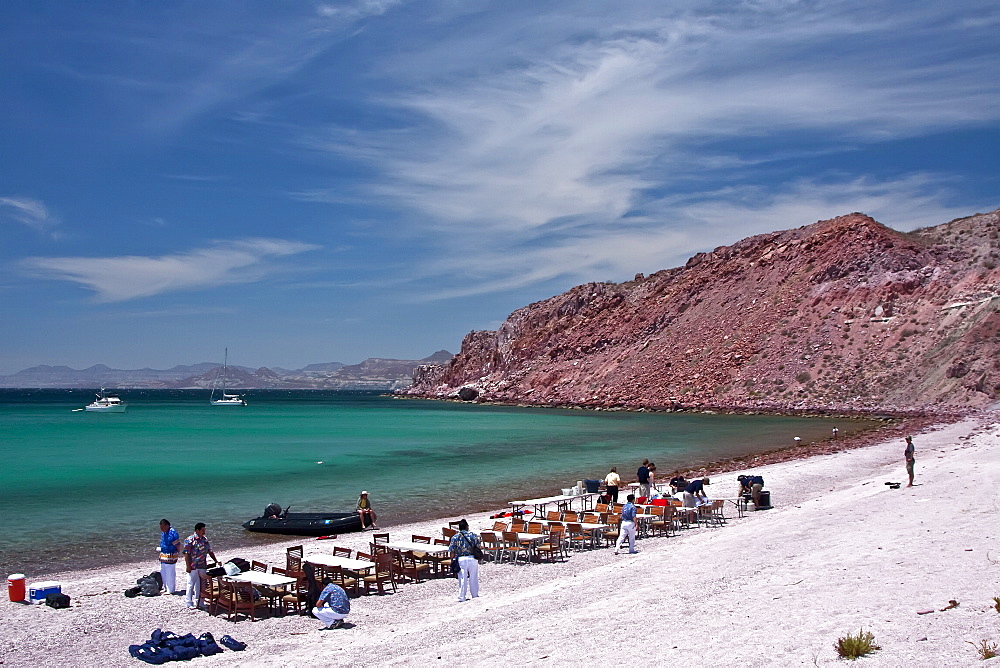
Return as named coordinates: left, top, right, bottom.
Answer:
left=82, top=388, right=127, bottom=413
left=210, top=348, right=247, bottom=406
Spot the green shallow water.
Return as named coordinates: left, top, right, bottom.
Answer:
left=0, top=389, right=874, bottom=576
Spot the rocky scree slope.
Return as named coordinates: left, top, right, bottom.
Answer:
left=406, top=210, right=1000, bottom=413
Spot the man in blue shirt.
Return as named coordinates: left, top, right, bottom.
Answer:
left=313, top=577, right=351, bottom=630
left=682, top=477, right=710, bottom=507
left=614, top=494, right=639, bottom=555
left=157, top=519, right=181, bottom=594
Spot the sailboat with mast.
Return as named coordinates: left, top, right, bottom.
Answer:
left=210, top=348, right=247, bottom=406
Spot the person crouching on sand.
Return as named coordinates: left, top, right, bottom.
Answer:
left=357, top=491, right=378, bottom=529
left=313, top=576, right=350, bottom=630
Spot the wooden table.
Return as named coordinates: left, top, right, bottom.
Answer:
left=305, top=553, right=376, bottom=574
left=228, top=571, right=297, bottom=588
left=508, top=492, right=600, bottom=516
left=381, top=540, right=450, bottom=555
left=227, top=571, right=298, bottom=615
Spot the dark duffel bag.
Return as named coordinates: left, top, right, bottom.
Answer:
left=46, top=592, right=71, bottom=608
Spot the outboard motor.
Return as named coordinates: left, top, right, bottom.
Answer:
left=264, top=503, right=282, bottom=519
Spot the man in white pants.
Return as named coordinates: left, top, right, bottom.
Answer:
left=313, top=578, right=350, bottom=629
left=614, top=494, right=639, bottom=555
left=158, top=519, right=181, bottom=594
left=448, top=518, right=482, bottom=602
left=183, top=523, right=217, bottom=609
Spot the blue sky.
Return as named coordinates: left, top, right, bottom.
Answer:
left=1, top=1, right=997, bottom=374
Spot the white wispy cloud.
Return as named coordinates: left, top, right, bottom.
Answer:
left=20, top=238, right=319, bottom=302
left=0, top=196, right=60, bottom=235
left=141, top=1, right=411, bottom=133
left=321, top=1, right=999, bottom=298
left=407, top=174, right=979, bottom=301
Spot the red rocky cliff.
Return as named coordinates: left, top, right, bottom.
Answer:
left=406, top=210, right=1000, bottom=412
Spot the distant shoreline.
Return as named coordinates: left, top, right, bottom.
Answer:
left=397, top=392, right=959, bottom=482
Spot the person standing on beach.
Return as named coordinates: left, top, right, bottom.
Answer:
left=636, top=460, right=651, bottom=500
left=157, top=519, right=181, bottom=594
left=448, top=518, right=482, bottom=602
left=604, top=467, right=621, bottom=503
left=357, top=491, right=378, bottom=529
left=614, top=494, right=639, bottom=555
left=904, top=436, right=915, bottom=487
left=647, top=463, right=658, bottom=497
left=313, top=576, right=350, bottom=629
left=183, top=522, right=217, bottom=610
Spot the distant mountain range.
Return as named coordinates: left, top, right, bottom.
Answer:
left=0, top=351, right=454, bottom=390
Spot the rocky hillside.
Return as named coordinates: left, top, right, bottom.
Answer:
left=405, top=210, right=1000, bottom=413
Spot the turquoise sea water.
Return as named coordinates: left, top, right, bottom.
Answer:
left=0, top=389, right=874, bottom=576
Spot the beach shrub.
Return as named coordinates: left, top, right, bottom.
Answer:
left=835, top=628, right=881, bottom=660
left=969, top=639, right=998, bottom=660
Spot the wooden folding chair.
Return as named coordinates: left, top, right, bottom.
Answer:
left=362, top=552, right=396, bottom=595
left=647, top=505, right=671, bottom=537
left=196, top=572, right=222, bottom=615
left=479, top=532, right=504, bottom=562
left=566, top=523, right=593, bottom=550
left=501, top=531, right=531, bottom=564
left=272, top=566, right=307, bottom=616
left=394, top=550, right=431, bottom=583
left=548, top=526, right=570, bottom=559
left=217, top=580, right=269, bottom=622
left=329, top=564, right=359, bottom=597
left=534, top=531, right=565, bottom=563
left=602, top=515, right=621, bottom=547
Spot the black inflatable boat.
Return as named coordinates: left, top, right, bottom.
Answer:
left=242, top=504, right=364, bottom=536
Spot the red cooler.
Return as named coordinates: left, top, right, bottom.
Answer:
left=8, top=574, right=25, bottom=602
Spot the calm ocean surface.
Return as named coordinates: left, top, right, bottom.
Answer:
left=0, top=389, right=873, bottom=576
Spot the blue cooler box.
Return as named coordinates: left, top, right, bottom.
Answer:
left=29, top=580, right=61, bottom=604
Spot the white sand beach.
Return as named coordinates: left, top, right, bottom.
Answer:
left=2, top=411, right=999, bottom=667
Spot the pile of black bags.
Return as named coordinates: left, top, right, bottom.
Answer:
left=125, top=571, right=163, bottom=598
left=127, top=629, right=245, bottom=664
